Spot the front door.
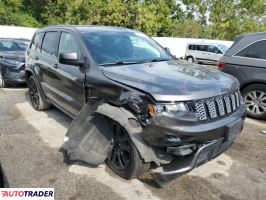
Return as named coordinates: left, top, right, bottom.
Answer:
left=50, top=31, right=85, bottom=116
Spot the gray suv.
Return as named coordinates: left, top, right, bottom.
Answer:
left=218, top=32, right=266, bottom=120
left=26, top=25, right=246, bottom=186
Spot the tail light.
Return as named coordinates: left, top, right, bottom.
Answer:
left=217, top=62, right=225, bottom=69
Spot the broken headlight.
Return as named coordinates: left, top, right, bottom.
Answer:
left=148, top=102, right=188, bottom=117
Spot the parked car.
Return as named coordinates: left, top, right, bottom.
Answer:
left=25, top=26, right=246, bottom=186
left=185, top=42, right=229, bottom=65
left=218, top=32, right=266, bottom=120
left=0, top=38, right=29, bottom=88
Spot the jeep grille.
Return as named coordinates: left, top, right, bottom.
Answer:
left=195, top=91, right=241, bottom=121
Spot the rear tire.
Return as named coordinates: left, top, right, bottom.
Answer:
left=0, top=70, right=6, bottom=88
left=187, top=56, right=194, bottom=63
left=106, top=120, right=150, bottom=179
left=242, top=84, right=266, bottom=120
left=28, top=76, right=50, bottom=111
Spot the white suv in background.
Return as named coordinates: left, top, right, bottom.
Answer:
left=185, top=43, right=229, bottom=64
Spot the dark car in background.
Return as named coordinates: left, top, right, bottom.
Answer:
left=0, top=38, right=29, bottom=88
left=218, top=33, right=266, bottom=120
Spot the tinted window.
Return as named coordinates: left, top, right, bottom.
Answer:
left=42, top=32, right=58, bottom=57
left=58, top=32, right=81, bottom=57
left=208, top=45, right=222, bottom=54
left=197, top=45, right=207, bottom=51
left=236, top=40, right=266, bottom=60
left=189, top=45, right=195, bottom=50
left=31, top=33, right=44, bottom=51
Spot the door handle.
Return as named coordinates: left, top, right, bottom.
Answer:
left=53, top=64, right=59, bottom=69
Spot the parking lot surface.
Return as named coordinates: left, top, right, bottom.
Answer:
left=0, top=88, right=266, bottom=200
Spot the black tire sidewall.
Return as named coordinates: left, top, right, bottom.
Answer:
left=242, top=84, right=266, bottom=120
left=187, top=56, right=194, bottom=63
left=0, top=70, right=6, bottom=88
left=28, top=76, right=40, bottom=110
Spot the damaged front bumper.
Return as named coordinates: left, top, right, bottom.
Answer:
left=1, top=63, right=25, bottom=84
left=143, top=104, right=246, bottom=186
left=151, top=137, right=233, bottom=187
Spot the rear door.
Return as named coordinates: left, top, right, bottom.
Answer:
left=38, top=31, right=61, bottom=104
left=196, top=45, right=208, bottom=62
left=49, top=31, right=85, bottom=116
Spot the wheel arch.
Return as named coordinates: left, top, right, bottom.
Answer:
left=240, top=81, right=266, bottom=92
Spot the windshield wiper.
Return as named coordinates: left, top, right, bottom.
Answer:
left=148, top=58, right=171, bottom=62
left=100, top=61, right=140, bottom=66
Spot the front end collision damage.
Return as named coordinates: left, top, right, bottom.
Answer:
left=61, top=64, right=246, bottom=187
left=61, top=83, right=246, bottom=187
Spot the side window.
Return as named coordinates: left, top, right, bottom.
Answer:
left=236, top=40, right=266, bottom=60
left=197, top=45, right=207, bottom=51
left=189, top=45, right=195, bottom=50
left=58, top=32, right=81, bottom=57
left=42, top=32, right=58, bottom=57
left=31, top=32, right=44, bottom=52
left=208, top=45, right=222, bottom=54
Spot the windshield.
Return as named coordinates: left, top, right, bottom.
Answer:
left=0, top=40, right=27, bottom=52
left=217, top=44, right=229, bottom=53
left=81, top=31, right=172, bottom=65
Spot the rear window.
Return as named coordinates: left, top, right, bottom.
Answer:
left=31, top=32, right=44, bottom=52
left=42, top=32, right=58, bottom=57
left=236, top=40, right=266, bottom=60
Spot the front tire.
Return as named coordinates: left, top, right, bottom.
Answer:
left=106, top=120, right=149, bottom=179
left=28, top=76, right=50, bottom=111
left=242, top=84, right=266, bottom=120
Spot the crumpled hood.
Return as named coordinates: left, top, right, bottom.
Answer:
left=0, top=51, right=25, bottom=62
left=102, top=60, right=239, bottom=101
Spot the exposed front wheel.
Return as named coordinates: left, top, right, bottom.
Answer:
left=242, top=84, right=266, bottom=120
left=106, top=120, right=149, bottom=179
left=28, top=76, right=50, bottom=111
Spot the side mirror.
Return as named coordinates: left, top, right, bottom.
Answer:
left=59, top=52, right=83, bottom=66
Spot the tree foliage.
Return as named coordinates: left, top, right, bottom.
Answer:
left=0, top=0, right=265, bottom=40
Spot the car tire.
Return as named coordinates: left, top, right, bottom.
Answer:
left=106, top=120, right=150, bottom=179
left=187, top=56, right=194, bottom=63
left=28, top=76, right=50, bottom=111
left=0, top=70, right=7, bottom=88
left=242, top=84, right=266, bottom=120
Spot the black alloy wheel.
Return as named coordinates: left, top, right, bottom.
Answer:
left=109, top=121, right=131, bottom=171
left=106, top=120, right=149, bottom=179
left=28, top=76, right=39, bottom=110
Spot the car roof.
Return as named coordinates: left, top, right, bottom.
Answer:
left=187, top=42, right=225, bottom=46
left=0, top=38, right=29, bottom=42
left=225, top=32, right=266, bottom=56
left=36, top=25, right=136, bottom=34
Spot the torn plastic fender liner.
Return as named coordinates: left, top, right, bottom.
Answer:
left=61, top=102, right=112, bottom=166
left=62, top=102, right=172, bottom=166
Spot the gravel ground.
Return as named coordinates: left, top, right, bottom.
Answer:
left=0, top=87, right=265, bottom=200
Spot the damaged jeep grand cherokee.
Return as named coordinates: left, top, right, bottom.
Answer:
left=25, top=26, right=246, bottom=187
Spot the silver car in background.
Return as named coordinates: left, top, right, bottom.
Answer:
left=185, top=42, right=229, bottom=64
